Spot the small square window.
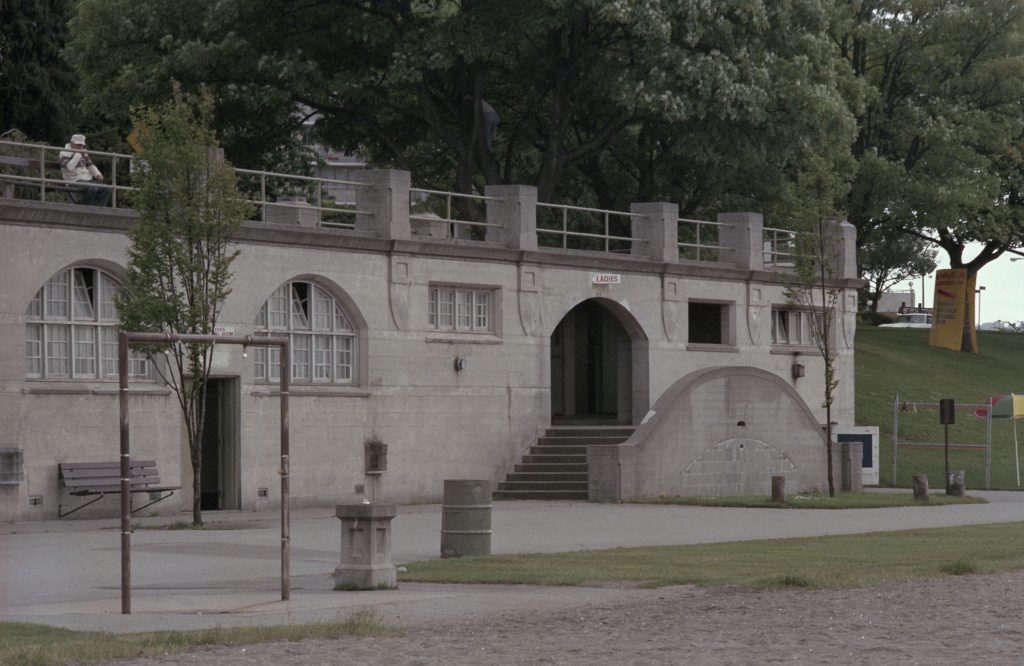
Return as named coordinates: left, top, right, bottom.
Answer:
left=0, top=449, right=25, bottom=485
left=688, top=302, right=725, bottom=344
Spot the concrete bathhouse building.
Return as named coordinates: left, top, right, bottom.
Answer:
left=0, top=159, right=860, bottom=521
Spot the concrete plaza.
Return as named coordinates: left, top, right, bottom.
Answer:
left=2, top=493, right=1024, bottom=634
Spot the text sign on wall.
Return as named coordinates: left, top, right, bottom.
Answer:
left=213, top=325, right=235, bottom=336
left=591, top=273, right=621, bottom=285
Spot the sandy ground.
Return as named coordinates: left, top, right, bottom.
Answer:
left=122, top=570, right=1024, bottom=665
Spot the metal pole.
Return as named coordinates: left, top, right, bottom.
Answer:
left=986, top=402, right=992, bottom=488
left=280, top=339, right=290, bottom=601
left=944, top=422, right=950, bottom=494
left=891, top=393, right=899, bottom=488
left=118, top=331, right=131, bottom=614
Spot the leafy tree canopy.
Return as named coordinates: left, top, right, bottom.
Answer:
left=0, top=0, right=77, bottom=143
left=68, top=0, right=855, bottom=218
left=836, top=0, right=1024, bottom=271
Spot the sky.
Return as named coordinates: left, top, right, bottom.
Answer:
left=898, top=243, right=1023, bottom=325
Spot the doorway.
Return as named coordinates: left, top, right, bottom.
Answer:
left=551, top=299, right=643, bottom=425
left=200, top=377, right=241, bottom=511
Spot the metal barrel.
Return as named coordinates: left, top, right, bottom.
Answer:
left=440, top=479, right=492, bottom=558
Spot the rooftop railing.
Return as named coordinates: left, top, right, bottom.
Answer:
left=1, top=139, right=856, bottom=277
left=409, top=187, right=501, bottom=240
left=678, top=217, right=734, bottom=263
left=536, top=202, right=645, bottom=254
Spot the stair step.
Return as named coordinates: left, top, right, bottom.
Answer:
left=521, top=453, right=586, bottom=464
left=529, top=444, right=588, bottom=455
left=537, top=436, right=629, bottom=447
left=493, top=489, right=589, bottom=501
left=505, top=472, right=588, bottom=483
left=514, top=463, right=588, bottom=473
left=498, top=480, right=589, bottom=491
left=545, top=427, right=634, bottom=438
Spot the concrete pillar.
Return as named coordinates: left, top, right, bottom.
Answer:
left=826, top=219, right=858, bottom=280
left=264, top=195, right=318, bottom=228
left=485, top=184, right=537, bottom=250
left=353, top=169, right=411, bottom=240
left=717, top=212, right=764, bottom=271
left=334, top=503, right=398, bottom=590
left=630, top=202, right=678, bottom=263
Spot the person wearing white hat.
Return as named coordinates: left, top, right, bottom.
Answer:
left=59, top=133, right=110, bottom=206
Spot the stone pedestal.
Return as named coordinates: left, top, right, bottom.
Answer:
left=947, top=469, right=966, bottom=497
left=334, top=503, right=398, bottom=590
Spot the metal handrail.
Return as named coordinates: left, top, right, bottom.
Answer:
left=0, top=139, right=369, bottom=229
left=409, top=187, right=499, bottom=239
left=536, top=202, right=643, bottom=253
left=762, top=226, right=804, bottom=267
left=677, top=217, right=736, bottom=262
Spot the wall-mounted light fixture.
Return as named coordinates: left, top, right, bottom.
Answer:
left=454, top=356, right=467, bottom=372
left=791, top=362, right=805, bottom=380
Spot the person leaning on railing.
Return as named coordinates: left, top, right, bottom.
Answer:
left=59, top=133, right=110, bottom=207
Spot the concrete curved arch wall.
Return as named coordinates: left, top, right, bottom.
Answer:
left=589, top=365, right=828, bottom=499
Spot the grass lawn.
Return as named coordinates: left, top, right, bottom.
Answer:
left=856, top=326, right=1024, bottom=488
left=401, top=521, right=1024, bottom=589
left=0, top=610, right=397, bottom=666
left=636, top=491, right=985, bottom=508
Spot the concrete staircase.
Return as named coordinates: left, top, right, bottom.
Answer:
left=494, top=426, right=634, bottom=500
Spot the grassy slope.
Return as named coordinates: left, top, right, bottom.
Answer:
left=855, top=327, right=1024, bottom=488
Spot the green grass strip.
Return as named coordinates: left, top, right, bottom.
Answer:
left=634, top=491, right=986, bottom=509
left=0, top=609, right=398, bottom=666
left=401, top=522, right=1024, bottom=589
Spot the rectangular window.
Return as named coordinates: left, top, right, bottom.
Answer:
left=26, top=324, right=42, bottom=376
left=456, top=291, right=472, bottom=330
left=129, top=352, right=149, bottom=378
left=688, top=302, right=725, bottom=344
left=98, top=273, right=117, bottom=320
left=72, top=269, right=95, bottom=320
left=27, top=291, right=42, bottom=318
left=772, top=309, right=823, bottom=346
left=254, top=346, right=267, bottom=378
left=74, top=326, right=97, bottom=377
left=474, top=292, right=490, bottom=330
left=429, top=286, right=494, bottom=333
left=335, top=336, right=353, bottom=381
left=45, top=272, right=68, bottom=319
left=0, top=449, right=25, bottom=485
left=268, top=347, right=281, bottom=380
left=313, top=288, right=333, bottom=331
left=101, top=328, right=118, bottom=377
left=292, top=334, right=311, bottom=380
left=313, top=335, right=331, bottom=380
left=46, top=324, right=69, bottom=376
left=439, top=289, right=454, bottom=328
left=269, top=287, right=288, bottom=329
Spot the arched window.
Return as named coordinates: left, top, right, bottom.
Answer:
left=254, top=281, right=355, bottom=383
left=25, top=267, right=148, bottom=379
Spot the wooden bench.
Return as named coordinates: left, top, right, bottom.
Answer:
left=0, top=154, right=82, bottom=201
left=58, top=460, right=181, bottom=518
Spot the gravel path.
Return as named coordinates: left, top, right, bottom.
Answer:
left=122, top=570, right=1024, bottom=665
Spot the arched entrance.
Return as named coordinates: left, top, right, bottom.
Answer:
left=550, top=298, right=648, bottom=425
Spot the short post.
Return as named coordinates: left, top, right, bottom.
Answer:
left=334, top=503, right=398, bottom=590
left=912, top=474, right=930, bottom=501
left=629, top=202, right=678, bottom=263
left=771, top=475, right=786, bottom=504
left=485, top=184, right=537, bottom=250
left=441, top=480, right=492, bottom=558
left=947, top=470, right=966, bottom=497
left=939, top=398, right=955, bottom=493
left=353, top=169, right=411, bottom=240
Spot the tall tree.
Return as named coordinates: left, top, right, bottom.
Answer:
left=834, top=0, right=1024, bottom=350
left=860, top=232, right=937, bottom=313
left=115, top=87, right=250, bottom=526
left=0, top=0, right=77, bottom=143
left=68, top=0, right=855, bottom=217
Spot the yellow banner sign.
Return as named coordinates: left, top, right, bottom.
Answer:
left=929, top=268, right=977, bottom=351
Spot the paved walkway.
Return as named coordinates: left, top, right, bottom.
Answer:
left=2, top=492, right=1023, bottom=634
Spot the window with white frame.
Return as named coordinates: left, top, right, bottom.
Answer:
left=25, top=267, right=149, bottom=379
left=429, top=285, right=493, bottom=332
left=771, top=308, right=824, bottom=346
left=253, top=281, right=356, bottom=383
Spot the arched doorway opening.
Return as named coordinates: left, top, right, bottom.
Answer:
left=550, top=298, right=648, bottom=425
